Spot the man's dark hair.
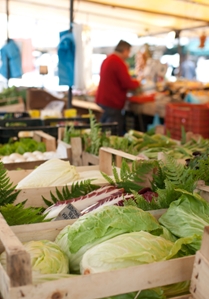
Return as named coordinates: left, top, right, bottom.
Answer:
left=115, top=40, right=131, bottom=53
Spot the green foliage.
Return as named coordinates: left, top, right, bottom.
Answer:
left=0, top=86, right=20, bottom=105
left=42, top=180, right=100, bottom=207
left=181, top=126, right=187, bottom=145
left=84, top=111, right=111, bottom=156
left=63, top=125, right=82, bottom=144
left=101, top=159, right=158, bottom=193
left=0, top=202, right=48, bottom=225
left=110, top=136, right=138, bottom=156
left=151, top=166, right=166, bottom=192
left=187, top=152, right=209, bottom=185
left=124, top=191, right=161, bottom=211
left=0, top=162, right=20, bottom=205
left=0, top=138, right=46, bottom=156
left=160, top=154, right=195, bottom=193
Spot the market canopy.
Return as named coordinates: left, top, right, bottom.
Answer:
left=1, top=0, right=209, bottom=37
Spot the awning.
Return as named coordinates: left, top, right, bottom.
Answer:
left=1, top=0, right=209, bottom=37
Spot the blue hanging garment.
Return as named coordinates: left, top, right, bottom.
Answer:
left=0, top=39, right=22, bottom=79
left=58, top=30, right=75, bottom=86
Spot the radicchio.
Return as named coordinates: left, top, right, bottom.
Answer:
left=44, top=185, right=126, bottom=219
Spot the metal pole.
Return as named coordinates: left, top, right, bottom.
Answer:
left=70, top=0, right=74, bottom=32
left=6, top=0, right=10, bottom=83
left=68, top=0, right=74, bottom=108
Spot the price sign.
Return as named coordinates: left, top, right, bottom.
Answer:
left=54, top=203, right=81, bottom=221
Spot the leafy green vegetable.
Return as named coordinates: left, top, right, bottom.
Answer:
left=0, top=138, right=46, bottom=156
left=159, top=191, right=209, bottom=251
left=1, top=239, right=69, bottom=275
left=55, top=205, right=162, bottom=273
left=80, top=231, right=194, bottom=274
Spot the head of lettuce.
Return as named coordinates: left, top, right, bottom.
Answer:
left=55, top=205, right=162, bottom=273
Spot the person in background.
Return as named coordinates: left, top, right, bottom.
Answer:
left=96, top=40, right=140, bottom=136
left=181, top=53, right=196, bottom=80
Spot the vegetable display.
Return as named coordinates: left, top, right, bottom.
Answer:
left=55, top=205, right=161, bottom=273
left=159, top=191, right=209, bottom=251
left=1, top=116, right=209, bottom=299
left=16, top=158, right=80, bottom=189
left=44, top=185, right=134, bottom=220
left=80, top=231, right=193, bottom=274
left=0, top=239, right=69, bottom=283
left=63, top=113, right=209, bottom=161
left=0, top=138, right=46, bottom=156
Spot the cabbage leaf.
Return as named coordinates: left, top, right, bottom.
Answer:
left=159, top=190, right=209, bottom=251
left=55, top=205, right=162, bottom=273
left=1, top=240, right=69, bottom=275
left=80, top=231, right=194, bottom=274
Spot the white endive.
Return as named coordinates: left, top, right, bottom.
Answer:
left=16, top=158, right=80, bottom=189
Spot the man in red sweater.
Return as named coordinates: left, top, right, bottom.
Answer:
left=96, top=40, right=140, bottom=136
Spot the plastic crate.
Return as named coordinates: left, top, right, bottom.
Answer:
left=165, top=103, right=209, bottom=140
left=42, top=117, right=90, bottom=126
left=0, top=117, right=43, bottom=127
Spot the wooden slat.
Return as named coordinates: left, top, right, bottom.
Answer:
left=82, top=151, right=99, bottom=166
left=0, top=263, right=10, bottom=299
left=99, top=147, right=143, bottom=175
left=0, top=214, right=32, bottom=287
left=190, top=252, right=209, bottom=299
left=200, top=226, right=209, bottom=259
left=70, top=137, right=83, bottom=166
left=4, top=160, right=48, bottom=171
left=33, top=131, right=56, bottom=152
left=8, top=256, right=194, bottom=299
left=0, top=220, right=75, bottom=253
left=57, top=127, right=65, bottom=141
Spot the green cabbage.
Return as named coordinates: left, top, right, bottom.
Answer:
left=55, top=205, right=162, bottom=273
left=80, top=231, right=193, bottom=274
left=159, top=190, right=209, bottom=251
left=0, top=240, right=69, bottom=275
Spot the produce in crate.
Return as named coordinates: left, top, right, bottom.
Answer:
left=0, top=240, right=69, bottom=275
left=1, top=151, right=58, bottom=163
left=80, top=230, right=194, bottom=274
left=43, top=185, right=134, bottom=219
left=0, top=138, right=46, bottom=156
left=159, top=191, right=209, bottom=251
left=55, top=205, right=161, bottom=273
left=16, top=158, right=80, bottom=188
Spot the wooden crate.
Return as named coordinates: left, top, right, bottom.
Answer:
left=190, top=226, right=209, bottom=299
left=1, top=131, right=60, bottom=171
left=26, top=88, right=67, bottom=110
left=7, top=147, right=143, bottom=208
left=0, top=213, right=195, bottom=299
left=0, top=97, right=25, bottom=113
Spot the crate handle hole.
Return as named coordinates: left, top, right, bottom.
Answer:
left=198, top=258, right=201, bottom=264
left=195, top=273, right=199, bottom=279
left=193, top=286, right=196, bottom=293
